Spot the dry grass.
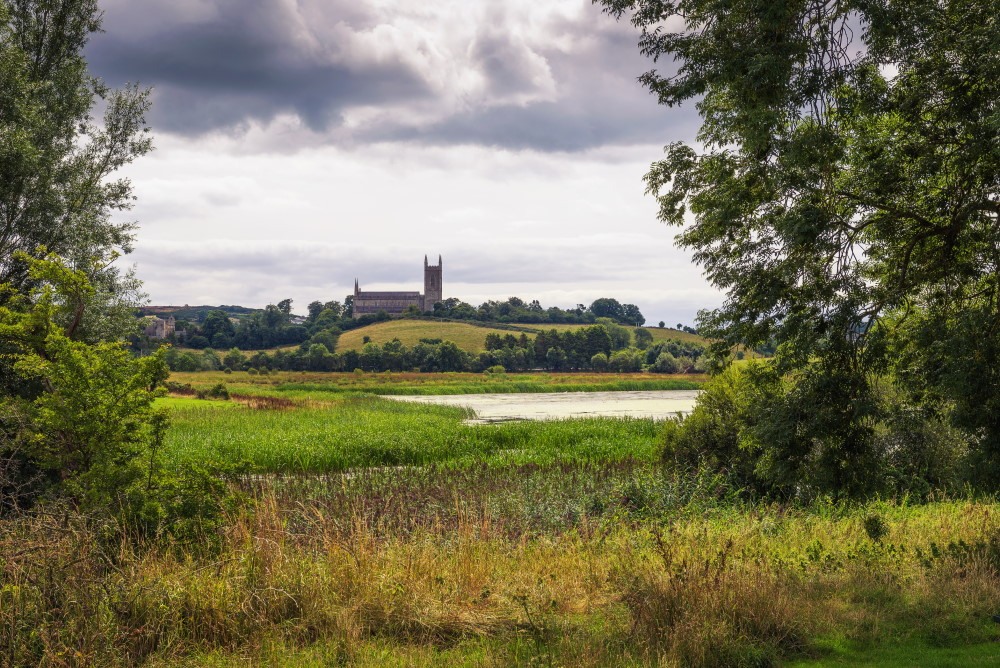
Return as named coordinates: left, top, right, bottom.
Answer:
left=3, top=494, right=998, bottom=667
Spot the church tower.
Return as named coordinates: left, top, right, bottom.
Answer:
left=423, top=255, right=443, bottom=311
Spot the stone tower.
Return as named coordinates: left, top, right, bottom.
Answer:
left=423, top=255, right=443, bottom=311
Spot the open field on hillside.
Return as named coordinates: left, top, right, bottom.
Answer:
left=335, top=319, right=710, bottom=352
left=168, top=370, right=706, bottom=397
left=337, top=320, right=533, bottom=352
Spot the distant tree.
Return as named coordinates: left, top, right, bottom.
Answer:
left=589, top=298, right=625, bottom=322
left=659, top=321, right=665, bottom=328
left=436, top=341, right=467, bottom=372
left=622, top=303, right=645, bottom=326
left=187, top=335, right=209, bottom=349
left=309, top=329, right=339, bottom=353
left=650, top=352, right=680, bottom=374
left=307, top=300, right=324, bottom=322
left=223, top=348, right=246, bottom=371
left=596, top=319, right=631, bottom=350
left=634, top=327, right=653, bottom=349
left=546, top=347, right=567, bottom=371
left=590, top=352, right=609, bottom=372
left=343, top=295, right=354, bottom=318
left=276, top=299, right=293, bottom=316
left=201, top=309, right=234, bottom=342
left=322, top=300, right=343, bottom=318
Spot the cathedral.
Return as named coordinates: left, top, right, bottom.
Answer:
left=352, top=256, right=443, bottom=318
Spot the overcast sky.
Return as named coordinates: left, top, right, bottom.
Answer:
left=89, top=0, right=719, bottom=325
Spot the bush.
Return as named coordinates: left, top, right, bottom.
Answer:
left=662, top=362, right=785, bottom=498
left=484, top=365, right=506, bottom=375
left=650, top=352, right=681, bottom=374
left=248, top=368, right=259, bottom=375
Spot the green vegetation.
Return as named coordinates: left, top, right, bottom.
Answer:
left=167, top=370, right=704, bottom=397
left=5, top=2, right=1000, bottom=666
left=4, top=443, right=998, bottom=665
left=337, top=319, right=533, bottom=352
left=600, top=0, right=1000, bottom=499
left=163, top=396, right=664, bottom=473
left=161, top=321, right=712, bottom=375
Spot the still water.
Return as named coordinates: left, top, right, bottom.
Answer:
left=390, top=390, right=700, bottom=423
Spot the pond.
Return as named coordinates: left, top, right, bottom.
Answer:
left=389, top=390, right=700, bottom=423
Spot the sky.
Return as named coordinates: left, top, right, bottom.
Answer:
left=87, top=0, right=721, bottom=325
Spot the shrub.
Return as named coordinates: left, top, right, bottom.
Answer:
left=662, top=362, right=785, bottom=498
left=650, top=351, right=680, bottom=374
left=248, top=368, right=259, bottom=375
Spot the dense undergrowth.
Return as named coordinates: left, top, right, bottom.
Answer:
left=2, top=472, right=998, bottom=666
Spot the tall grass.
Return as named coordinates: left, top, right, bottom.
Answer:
left=3, top=495, right=998, bottom=666
left=163, top=396, right=665, bottom=473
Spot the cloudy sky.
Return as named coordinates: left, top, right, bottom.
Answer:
left=88, top=0, right=719, bottom=325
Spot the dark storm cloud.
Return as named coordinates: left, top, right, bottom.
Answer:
left=87, top=0, right=699, bottom=151
left=88, top=0, right=431, bottom=135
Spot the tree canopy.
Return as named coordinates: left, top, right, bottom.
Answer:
left=0, top=0, right=152, bottom=342
left=603, top=0, right=1000, bottom=494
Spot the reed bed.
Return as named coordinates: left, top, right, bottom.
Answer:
left=163, top=396, right=665, bottom=473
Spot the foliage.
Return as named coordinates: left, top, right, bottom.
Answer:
left=0, top=254, right=240, bottom=539
left=0, top=0, right=152, bottom=342
left=603, top=0, right=1000, bottom=495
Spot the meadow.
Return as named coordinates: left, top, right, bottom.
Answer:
left=168, top=369, right=706, bottom=397
left=314, top=319, right=708, bottom=353
left=4, top=372, right=999, bottom=666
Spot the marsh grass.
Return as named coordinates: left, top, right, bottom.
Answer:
left=168, top=370, right=705, bottom=399
left=163, top=396, right=666, bottom=473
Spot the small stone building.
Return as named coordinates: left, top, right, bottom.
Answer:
left=144, top=315, right=176, bottom=339
left=353, top=256, right=443, bottom=318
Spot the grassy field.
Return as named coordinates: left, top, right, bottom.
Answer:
left=336, top=319, right=533, bottom=352
left=6, top=372, right=999, bottom=666
left=161, top=394, right=666, bottom=473
left=168, top=370, right=706, bottom=397
left=335, top=319, right=710, bottom=352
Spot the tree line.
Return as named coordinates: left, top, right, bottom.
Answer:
left=163, top=321, right=708, bottom=374
left=145, top=295, right=654, bottom=352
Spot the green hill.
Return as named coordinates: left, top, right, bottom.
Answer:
left=337, top=319, right=709, bottom=353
